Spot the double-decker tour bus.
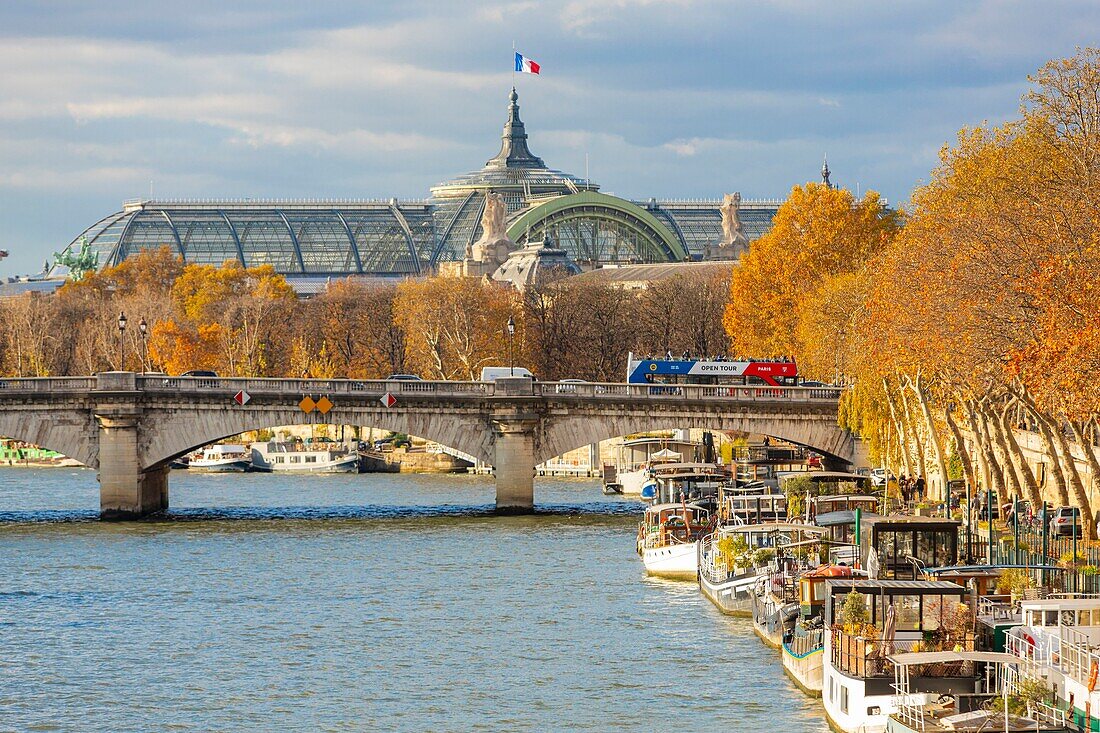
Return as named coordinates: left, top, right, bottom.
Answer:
left=626, top=353, right=798, bottom=387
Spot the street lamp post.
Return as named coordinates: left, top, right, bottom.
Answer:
left=507, top=316, right=516, bottom=376
left=117, top=311, right=128, bottom=371
left=138, top=317, right=148, bottom=374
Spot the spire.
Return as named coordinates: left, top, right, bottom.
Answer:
left=821, top=155, right=832, bottom=188
left=484, top=87, right=546, bottom=170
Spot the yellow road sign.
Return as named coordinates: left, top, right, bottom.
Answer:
left=299, top=396, right=316, bottom=413
left=316, top=396, right=333, bottom=415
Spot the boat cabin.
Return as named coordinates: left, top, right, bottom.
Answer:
left=649, top=463, right=728, bottom=504
left=810, top=494, right=879, bottom=522
left=858, top=515, right=961, bottom=580
left=613, top=437, right=700, bottom=473
left=824, top=579, right=971, bottom=679
left=640, top=502, right=712, bottom=547
left=718, top=483, right=787, bottom=523
left=799, top=565, right=855, bottom=619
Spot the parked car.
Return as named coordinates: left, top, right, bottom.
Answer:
left=181, top=370, right=218, bottom=378
left=386, top=374, right=422, bottom=381
left=870, top=467, right=895, bottom=487
left=800, top=380, right=827, bottom=387
left=1050, top=506, right=1082, bottom=537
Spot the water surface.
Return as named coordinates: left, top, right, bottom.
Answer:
left=0, top=469, right=828, bottom=731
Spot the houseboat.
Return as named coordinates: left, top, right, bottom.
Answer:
left=250, top=441, right=360, bottom=474
left=637, top=501, right=712, bottom=579
left=189, top=444, right=252, bottom=472
left=781, top=564, right=857, bottom=696
left=641, top=462, right=728, bottom=504
left=821, top=577, right=973, bottom=733
left=1004, top=596, right=1100, bottom=731
left=602, top=436, right=701, bottom=495
left=698, top=522, right=825, bottom=617
left=886, top=649, right=1069, bottom=732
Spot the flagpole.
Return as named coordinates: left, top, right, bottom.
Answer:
left=512, top=40, right=515, bottom=88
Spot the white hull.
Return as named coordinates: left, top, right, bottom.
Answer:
left=256, top=455, right=359, bottom=474
left=642, top=541, right=698, bottom=579
left=618, top=468, right=650, bottom=495
left=190, top=458, right=251, bottom=472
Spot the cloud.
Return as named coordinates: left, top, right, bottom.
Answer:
left=2, top=0, right=1100, bottom=277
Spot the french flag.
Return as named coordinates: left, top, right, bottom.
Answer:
left=514, top=51, right=540, bottom=75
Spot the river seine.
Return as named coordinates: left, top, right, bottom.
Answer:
left=0, top=469, right=829, bottom=732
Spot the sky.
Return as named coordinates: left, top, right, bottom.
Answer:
left=0, top=0, right=1098, bottom=276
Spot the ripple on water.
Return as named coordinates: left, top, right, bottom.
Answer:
left=0, top=470, right=829, bottom=732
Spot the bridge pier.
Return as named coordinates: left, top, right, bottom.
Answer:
left=492, top=417, right=538, bottom=513
left=96, top=374, right=168, bottom=519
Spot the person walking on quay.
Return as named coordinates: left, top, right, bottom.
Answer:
left=900, top=475, right=911, bottom=506
left=914, top=476, right=926, bottom=503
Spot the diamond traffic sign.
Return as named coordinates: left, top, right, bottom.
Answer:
left=315, top=396, right=333, bottom=415
left=380, top=392, right=397, bottom=408
left=299, top=396, right=316, bottom=413
left=233, top=390, right=251, bottom=406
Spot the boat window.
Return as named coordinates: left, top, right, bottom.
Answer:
left=840, top=684, right=849, bottom=714
left=306, top=456, right=317, bottom=463
left=895, top=595, right=921, bottom=631
left=1061, top=610, right=1077, bottom=626
left=1042, top=610, right=1057, bottom=626
left=1079, top=610, right=1094, bottom=626
left=291, top=456, right=301, bottom=463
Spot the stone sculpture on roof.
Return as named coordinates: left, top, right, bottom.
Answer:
left=470, top=191, right=514, bottom=266
left=705, top=192, right=749, bottom=261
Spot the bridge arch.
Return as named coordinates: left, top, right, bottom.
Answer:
left=535, top=409, right=855, bottom=468
left=0, top=400, right=99, bottom=469
left=140, top=404, right=495, bottom=470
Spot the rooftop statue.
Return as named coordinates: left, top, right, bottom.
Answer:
left=470, top=191, right=514, bottom=265
left=719, top=192, right=748, bottom=248
left=53, top=236, right=99, bottom=280
left=704, top=192, right=749, bottom=261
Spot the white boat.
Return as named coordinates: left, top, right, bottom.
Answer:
left=189, top=444, right=251, bottom=472
left=820, top=578, right=976, bottom=733
left=250, top=441, right=359, bottom=474
left=604, top=437, right=700, bottom=495
left=636, top=502, right=711, bottom=579
left=698, top=522, right=824, bottom=617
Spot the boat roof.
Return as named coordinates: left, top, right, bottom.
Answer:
left=825, top=579, right=966, bottom=594
left=861, top=514, right=962, bottom=527
left=778, top=471, right=871, bottom=482
left=802, top=564, right=856, bottom=579
left=812, top=494, right=879, bottom=503
left=205, top=444, right=246, bottom=452
left=814, top=510, right=882, bottom=527
left=1020, top=597, right=1100, bottom=609
left=887, top=650, right=1020, bottom=666
left=723, top=522, right=825, bottom=535
left=925, top=564, right=1065, bottom=575
left=652, top=463, right=726, bottom=478
left=645, top=502, right=710, bottom=512
left=622, top=437, right=699, bottom=447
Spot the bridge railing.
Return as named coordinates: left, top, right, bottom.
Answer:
left=0, top=376, right=98, bottom=392
left=0, top=376, right=844, bottom=403
left=538, top=382, right=844, bottom=401
left=135, top=376, right=493, bottom=396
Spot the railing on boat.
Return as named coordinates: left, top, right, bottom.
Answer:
left=830, top=629, right=976, bottom=678
left=785, top=627, right=824, bottom=657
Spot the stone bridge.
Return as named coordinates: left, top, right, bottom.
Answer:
left=0, top=372, right=853, bottom=518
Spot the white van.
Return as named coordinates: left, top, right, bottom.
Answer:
left=480, top=366, right=535, bottom=381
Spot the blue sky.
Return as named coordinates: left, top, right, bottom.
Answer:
left=0, top=0, right=1097, bottom=275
